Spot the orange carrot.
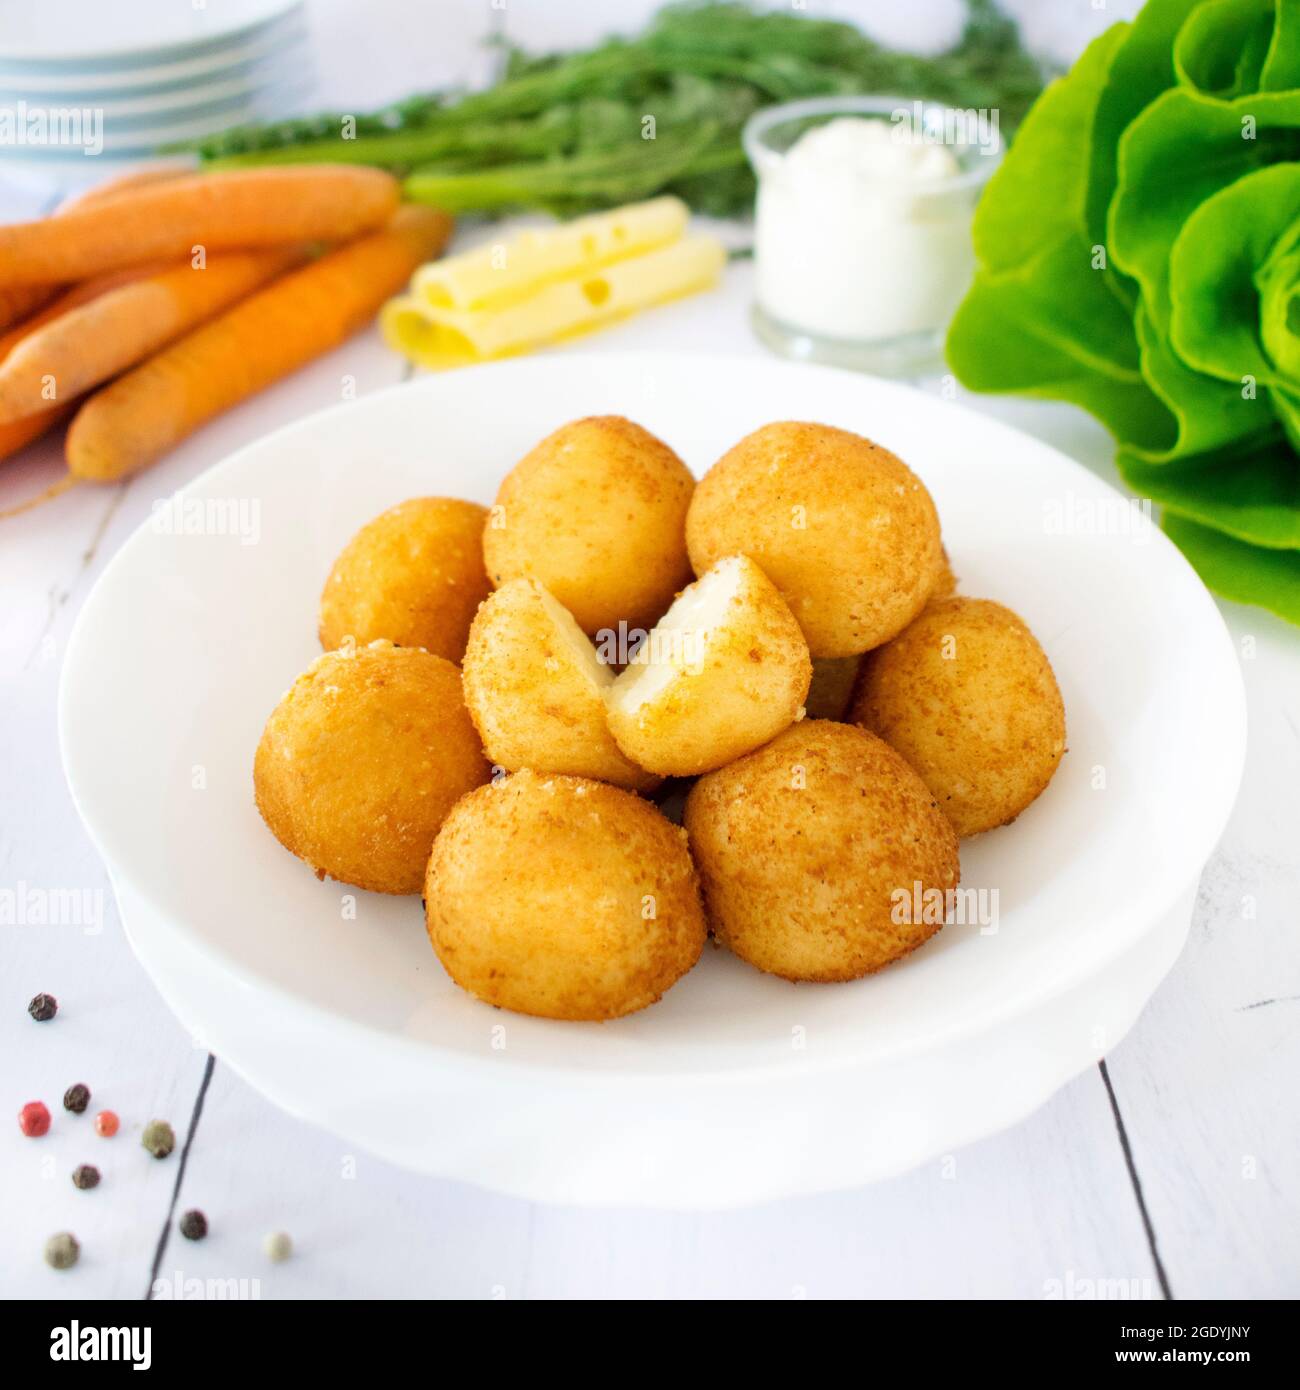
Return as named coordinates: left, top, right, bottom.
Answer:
left=0, top=266, right=171, bottom=473
left=0, top=170, right=185, bottom=329
left=0, top=285, right=59, bottom=335
left=0, top=165, right=400, bottom=288
left=0, top=176, right=181, bottom=328
left=66, top=206, right=453, bottom=483
left=0, top=245, right=308, bottom=424
left=0, top=264, right=172, bottom=364
left=57, top=165, right=186, bottom=213
left=0, top=403, right=72, bottom=465
left=0, top=289, right=90, bottom=364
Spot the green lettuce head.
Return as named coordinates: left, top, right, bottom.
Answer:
left=948, top=0, right=1300, bottom=623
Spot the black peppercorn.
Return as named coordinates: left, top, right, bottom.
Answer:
left=71, top=1164, right=100, bottom=1190
left=63, top=1083, right=91, bottom=1114
left=179, top=1209, right=208, bottom=1241
left=28, top=993, right=57, bottom=1022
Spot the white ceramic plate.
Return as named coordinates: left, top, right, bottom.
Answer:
left=0, top=76, right=313, bottom=158
left=0, top=15, right=306, bottom=92
left=0, top=0, right=301, bottom=66
left=0, top=44, right=309, bottom=117
left=112, top=866, right=1198, bottom=1208
left=61, top=354, right=1246, bottom=1205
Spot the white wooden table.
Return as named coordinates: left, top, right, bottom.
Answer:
left=2, top=0, right=1297, bottom=1302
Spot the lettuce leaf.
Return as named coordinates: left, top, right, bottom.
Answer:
left=948, top=0, right=1300, bottom=623
left=1110, top=87, right=1300, bottom=335
left=1262, top=0, right=1300, bottom=89
left=947, top=26, right=1172, bottom=448
left=1164, top=512, right=1300, bottom=622
left=1174, top=0, right=1276, bottom=97
left=1168, top=163, right=1300, bottom=386
left=1086, top=0, right=1201, bottom=252
left=1132, top=302, right=1278, bottom=462
left=1120, top=443, right=1300, bottom=549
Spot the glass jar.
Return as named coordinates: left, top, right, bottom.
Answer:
left=743, top=95, right=1003, bottom=375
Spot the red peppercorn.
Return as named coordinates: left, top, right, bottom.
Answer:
left=93, top=1109, right=119, bottom=1137
left=19, top=1101, right=50, bottom=1137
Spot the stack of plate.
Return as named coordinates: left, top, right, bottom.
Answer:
left=0, top=0, right=311, bottom=181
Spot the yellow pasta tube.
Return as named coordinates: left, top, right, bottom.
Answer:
left=412, top=197, right=689, bottom=314
left=384, top=235, right=726, bottom=370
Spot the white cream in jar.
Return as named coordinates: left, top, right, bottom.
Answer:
left=747, top=107, right=993, bottom=352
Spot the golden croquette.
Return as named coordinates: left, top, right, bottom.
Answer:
left=804, top=655, right=863, bottom=721
left=319, top=497, right=491, bottom=661
left=254, top=641, right=490, bottom=895
left=606, top=554, right=812, bottom=777
left=461, top=578, right=659, bottom=791
left=483, top=415, right=694, bottom=635
left=685, top=421, right=943, bottom=657
left=425, top=770, right=707, bottom=1020
left=684, top=721, right=960, bottom=982
left=852, top=597, right=1065, bottom=836
left=933, top=546, right=958, bottom=602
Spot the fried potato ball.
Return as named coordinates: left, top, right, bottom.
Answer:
left=851, top=597, right=1066, bottom=836
left=483, top=415, right=695, bottom=635
left=606, top=554, right=811, bottom=777
left=319, top=497, right=490, bottom=661
left=462, top=578, right=659, bottom=792
left=426, top=770, right=706, bottom=1020
left=686, top=421, right=943, bottom=657
left=804, top=656, right=862, bottom=721
left=254, top=641, right=490, bottom=894
left=933, top=546, right=958, bottom=602
left=684, top=721, right=960, bottom=982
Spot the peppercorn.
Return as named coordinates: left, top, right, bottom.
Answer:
left=63, top=1083, right=91, bottom=1114
left=263, top=1230, right=292, bottom=1263
left=179, top=1209, right=208, bottom=1241
left=94, top=1110, right=119, bottom=1137
left=44, top=1232, right=79, bottom=1270
left=141, top=1119, right=175, bottom=1159
left=19, top=1101, right=50, bottom=1137
left=27, top=993, right=57, bottom=1022
left=71, top=1164, right=100, bottom=1190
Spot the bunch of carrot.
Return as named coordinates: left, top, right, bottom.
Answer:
left=0, top=165, right=453, bottom=513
